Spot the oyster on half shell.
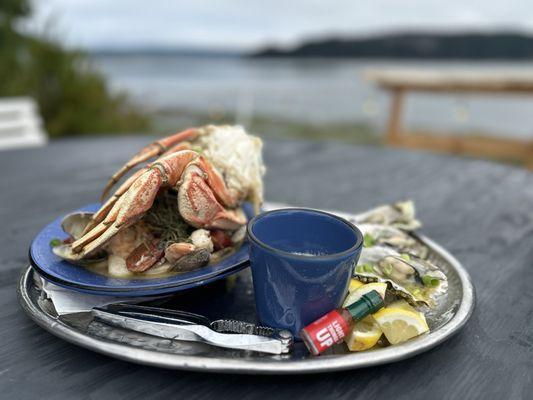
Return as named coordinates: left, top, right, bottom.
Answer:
left=355, top=246, right=447, bottom=307
left=359, top=223, right=429, bottom=259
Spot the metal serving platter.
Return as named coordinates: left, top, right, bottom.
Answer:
left=18, top=230, right=475, bottom=374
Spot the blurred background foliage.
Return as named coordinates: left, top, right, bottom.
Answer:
left=0, top=0, right=149, bottom=137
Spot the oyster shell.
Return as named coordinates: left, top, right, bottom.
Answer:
left=359, top=223, right=429, bottom=259
left=352, top=200, right=421, bottom=231
left=355, top=246, right=447, bottom=307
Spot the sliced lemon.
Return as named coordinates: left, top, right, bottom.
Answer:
left=372, top=308, right=429, bottom=345
left=348, top=278, right=364, bottom=292
left=343, top=282, right=387, bottom=307
left=344, top=316, right=382, bottom=351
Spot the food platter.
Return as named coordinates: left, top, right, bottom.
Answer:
left=29, top=203, right=254, bottom=296
left=18, top=211, right=475, bottom=374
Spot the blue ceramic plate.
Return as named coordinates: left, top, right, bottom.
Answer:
left=29, top=203, right=252, bottom=296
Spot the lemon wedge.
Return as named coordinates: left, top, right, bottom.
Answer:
left=344, top=316, right=382, bottom=351
left=348, top=278, right=364, bottom=292
left=343, top=282, right=387, bottom=307
left=372, top=308, right=429, bottom=345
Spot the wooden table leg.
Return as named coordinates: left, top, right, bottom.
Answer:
left=525, top=145, right=533, bottom=170
left=385, top=89, right=404, bottom=145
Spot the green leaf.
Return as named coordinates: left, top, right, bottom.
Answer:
left=363, top=263, right=374, bottom=273
left=363, top=233, right=375, bottom=247
left=49, top=238, right=61, bottom=247
left=422, top=275, right=440, bottom=287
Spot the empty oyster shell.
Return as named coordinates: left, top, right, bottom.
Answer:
left=355, top=246, right=447, bottom=307
left=352, top=200, right=421, bottom=231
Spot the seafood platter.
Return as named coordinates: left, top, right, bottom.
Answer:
left=19, top=125, right=475, bottom=374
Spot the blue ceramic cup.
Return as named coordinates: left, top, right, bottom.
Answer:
left=246, top=208, right=364, bottom=339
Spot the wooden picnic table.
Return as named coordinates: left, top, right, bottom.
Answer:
left=368, top=69, right=533, bottom=169
left=1, top=136, right=532, bottom=399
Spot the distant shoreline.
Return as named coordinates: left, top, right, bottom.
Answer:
left=90, top=31, right=533, bottom=60
left=252, top=31, right=533, bottom=60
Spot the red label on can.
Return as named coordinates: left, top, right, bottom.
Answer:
left=301, top=310, right=351, bottom=355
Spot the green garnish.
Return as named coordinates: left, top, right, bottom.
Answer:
left=422, top=275, right=440, bottom=287
left=383, top=264, right=393, bottom=276
left=363, top=263, right=374, bottom=273
left=400, top=253, right=411, bottom=261
left=49, top=238, right=61, bottom=247
left=356, top=264, right=374, bottom=273
left=144, top=194, right=192, bottom=246
left=363, top=233, right=375, bottom=248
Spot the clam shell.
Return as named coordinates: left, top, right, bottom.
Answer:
left=170, top=248, right=210, bottom=272
left=52, top=244, right=107, bottom=267
left=53, top=211, right=107, bottom=266
left=61, top=212, right=94, bottom=240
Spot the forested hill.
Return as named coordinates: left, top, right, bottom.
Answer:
left=252, top=32, right=533, bottom=59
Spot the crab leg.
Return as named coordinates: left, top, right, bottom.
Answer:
left=71, top=149, right=246, bottom=258
left=83, top=168, right=146, bottom=234
left=73, top=151, right=200, bottom=256
left=87, top=143, right=196, bottom=234
left=100, top=128, right=199, bottom=200
left=72, top=168, right=164, bottom=256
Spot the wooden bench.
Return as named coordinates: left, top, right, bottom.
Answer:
left=0, top=97, right=47, bottom=150
left=367, top=70, right=533, bottom=169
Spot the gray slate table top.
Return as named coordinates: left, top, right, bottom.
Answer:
left=0, top=136, right=532, bottom=399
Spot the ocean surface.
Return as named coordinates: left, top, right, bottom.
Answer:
left=91, top=55, right=533, bottom=139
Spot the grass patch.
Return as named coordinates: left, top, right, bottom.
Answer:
left=150, top=108, right=383, bottom=146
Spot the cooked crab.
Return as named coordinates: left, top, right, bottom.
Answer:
left=54, top=125, right=265, bottom=274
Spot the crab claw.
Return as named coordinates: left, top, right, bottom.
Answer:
left=101, top=128, right=199, bottom=201
left=178, top=163, right=246, bottom=230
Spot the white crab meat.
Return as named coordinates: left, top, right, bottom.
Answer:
left=190, top=229, right=214, bottom=253
left=197, top=125, right=265, bottom=210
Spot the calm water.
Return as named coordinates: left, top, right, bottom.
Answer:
left=92, top=55, right=533, bottom=139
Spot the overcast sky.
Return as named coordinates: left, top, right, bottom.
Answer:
left=28, top=0, right=533, bottom=50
